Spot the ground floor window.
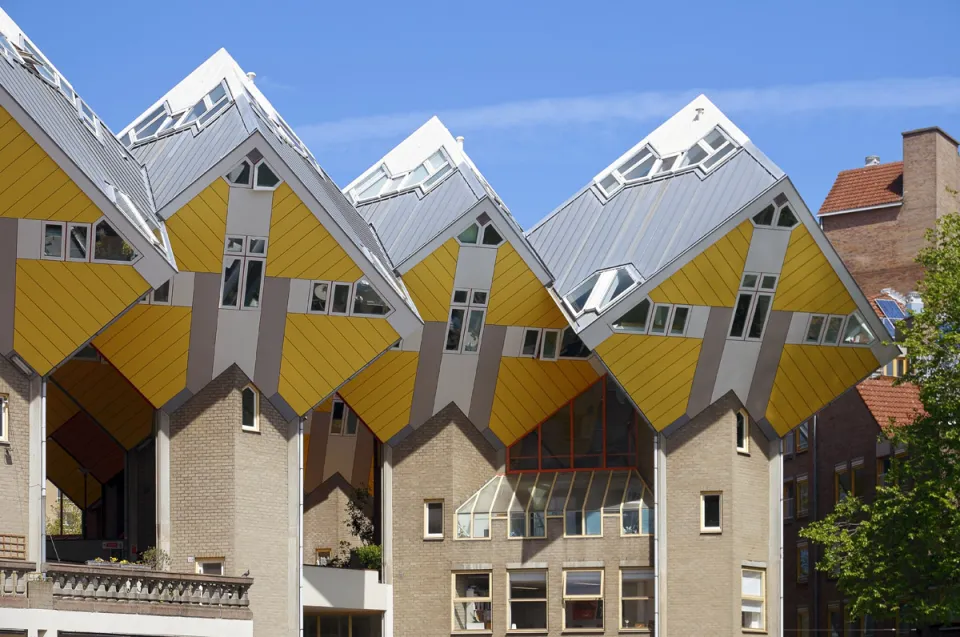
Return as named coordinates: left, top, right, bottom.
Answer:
left=620, top=568, right=653, bottom=631
left=563, top=569, right=604, bottom=630
left=452, top=571, right=492, bottom=632
left=508, top=570, right=548, bottom=631
left=304, top=614, right=382, bottom=637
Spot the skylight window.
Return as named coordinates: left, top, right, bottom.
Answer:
left=106, top=185, right=163, bottom=249
left=125, top=81, right=231, bottom=146
left=19, top=37, right=56, bottom=85
left=680, top=127, right=735, bottom=170
left=456, top=219, right=504, bottom=248
left=563, top=266, right=640, bottom=317
left=223, top=158, right=283, bottom=191
left=349, top=149, right=453, bottom=203
left=0, top=34, right=22, bottom=64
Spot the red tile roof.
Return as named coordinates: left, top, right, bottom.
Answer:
left=856, top=377, right=923, bottom=429
left=819, top=161, right=903, bottom=214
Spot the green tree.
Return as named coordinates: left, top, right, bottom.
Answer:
left=801, top=213, right=960, bottom=632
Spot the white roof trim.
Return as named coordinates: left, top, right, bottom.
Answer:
left=817, top=201, right=902, bottom=218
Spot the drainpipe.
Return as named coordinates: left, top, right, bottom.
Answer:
left=299, top=415, right=305, bottom=637
left=812, top=414, right=819, bottom=630
left=653, top=433, right=661, bottom=637
left=779, top=445, right=784, bottom=637
left=39, top=376, right=47, bottom=572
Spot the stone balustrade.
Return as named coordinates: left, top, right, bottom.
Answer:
left=0, top=559, right=33, bottom=602
left=44, top=562, right=253, bottom=619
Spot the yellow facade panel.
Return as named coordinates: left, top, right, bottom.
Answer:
left=765, top=344, right=880, bottom=435
left=46, top=382, right=79, bottom=437
left=93, top=304, right=192, bottom=409
left=488, top=358, right=599, bottom=446
left=339, top=351, right=419, bottom=441
left=47, top=439, right=101, bottom=508
left=773, top=226, right=857, bottom=315
left=402, top=239, right=459, bottom=322
left=13, top=260, right=148, bottom=376
left=648, top=220, right=753, bottom=307
left=278, top=314, right=399, bottom=416
left=487, top=243, right=566, bottom=328
left=164, top=181, right=229, bottom=273
left=267, top=184, right=362, bottom=281
left=596, top=333, right=701, bottom=431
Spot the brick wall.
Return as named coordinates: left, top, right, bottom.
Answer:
left=663, top=394, right=776, bottom=637
left=391, top=404, right=654, bottom=637
left=170, top=364, right=293, bottom=637
left=302, top=476, right=363, bottom=565
left=0, top=356, right=30, bottom=554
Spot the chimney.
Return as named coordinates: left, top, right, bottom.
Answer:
left=905, top=292, right=923, bottom=313
left=456, top=136, right=464, bottom=150
left=246, top=71, right=256, bottom=83
left=865, top=155, right=880, bottom=166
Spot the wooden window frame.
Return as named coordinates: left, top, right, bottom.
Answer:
left=562, top=569, right=604, bottom=632
left=797, top=606, right=810, bottom=637
left=741, top=567, right=766, bottom=632
left=619, top=568, right=653, bottom=632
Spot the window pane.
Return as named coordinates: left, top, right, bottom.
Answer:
left=753, top=204, right=775, bottom=225
left=742, top=600, right=763, bottom=629
left=510, top=601, right=547, bottom=630
left=528, top=511, right=546, bottom=538
left=453, top=289, right=469, bottom=304
left=730, top=293, right=752, bottom=337
left=43, top=224, right=63, bottom=258
left=670, top=306, right=689, bottom=335
left=446, top=308, right=466, bottom=351
left=599, top=173, right=619, bottom=194
left=614, top=298, right=650, bottom=331
left=760, top=275, right=777, bottom=290
left=565, top=473, right=590, bottom=535
left=541, top=408, right=571, bottom=469
left=510, top=571, right=547, bottom=599
left=747, top=294, right=771, bottom=338
left=456, top=573, right=490, bottom=598
left=641, top=507, right=654, bottom=534
left=565, top=570, right=601, bottom=596
left=454, top=601, right=491, bottom=631
left=248, top=238, right=266, bottom=255
left=736, top=411, right=746, bottom=449
left=605, top=269, right=635, bottom=305
left=153, top=280, right=171, bottom=304
left=351, top=614, right=382, bottom=637
left=685, top=143, right=708, bottom=166
left=255, top=163, right=281, bottom=189
left=805, top=316, right=825, bottom=342
left=777, top=205, right=798, bottom=227
left=427, top=502, right=443, bottom=535
left=584, top=509, right=602, bottom=536
left=331, top=402, right=344, bottom=434
left=605, top=382, right=637, bottom=468
left=842, top=313, right=874, bottom=345
left=622, top=599, right=654, bottom=630
left=226, top=236, right=244, bottom=253
left=353, top=279, right=390, bottom=316
left=824, top=316, right=844, bottom=344
left=621, top=153, right=656, bottom=181
left=457, top=224, right=479, bottom=244
left=311, top=282, right=329, bottom=312
left=547, top=473, right=573, bottom=516
left=221, top=258, right=242, bottom=307
left=622, top=569, right=653, bottom=597
left=242, top=388, right=256, bottom=428
left=227, top=161, right=251, bottom=185
left=572, top=382, right=603, bottom=468
left=541, top=330, right=559, bottom=359
left=702, top=142, right=733, bottom=169
left=68, top=225, right=87, bottom=260
left=703, top=494, right=721, bottom=528
left=559, top=328, right=590, bottom=358
left=457, top=512, right=471, bottom=538
left=742, top=273, right=759, bottom=289
left=508, top=428, right=539, bottom=471
left=481, top=224, right=503, bottom=246
left=622, top=508, right=640, bottom=535
left=704, top=128, right=726, bottom=150
left=650, top=305, right=670, bottom=334
left=741, top=570, right=763, bottom=596
left=473, top=513, right=489, bottom=538
left=509, top=511, right=525, bottom=537
left=345, top=410, right=358, bottom=435
left=798, top=422, right=809, bottom=449
left=565, top=273, right=600, bottom=314
left=331, top=284, right=350, bottom=314
left=242, top=259, right=264, bottom=308
left=521, top=329, right=540, bottom=356
left=565, top=600, right=603, bottom=629
left=604, top=472, right=628, bottom=513
left=471, top=290, right=488, bottom=305
left=462, top=309, right=484, bottom=353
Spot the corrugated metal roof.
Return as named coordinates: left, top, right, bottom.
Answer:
left=527, top=150, right=780, bottom=296
left=0, top=56, right=155, bottom=216
left=356, top=170, right=482, bottom=265
left=130, top=105, right=251, bottom=211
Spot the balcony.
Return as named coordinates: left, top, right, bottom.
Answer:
left=303, top=565, right=391, bottom=612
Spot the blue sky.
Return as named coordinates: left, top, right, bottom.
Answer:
left=7, top=0, right=960, bottom=229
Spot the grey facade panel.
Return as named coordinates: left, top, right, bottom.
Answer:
left=253, top=277, right=290, bottom=399
left=356, top=171, right=480, bottom=266
left=0, top=218, right=16, bottom=355
left=0, top=60, right=154, bottom=216
left=527, top=151, right=778, bottom=296
left=185, top=273, right=220, bottom=393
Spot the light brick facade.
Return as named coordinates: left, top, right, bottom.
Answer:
left=0, top=356, right=31, bottom=554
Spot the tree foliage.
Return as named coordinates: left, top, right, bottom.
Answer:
left=801, top=213, right=960, bottom=628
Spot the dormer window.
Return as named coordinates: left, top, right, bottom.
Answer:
left=456, top=219, right=504, bottom=248
left=181, top=81, right=230, bottom=128
left=680, top=127, right=735, bottom=171
left=562, top=266, right=640, bottom=317
left=254, top=161, right=281, bottom=190
left=349, top=149, right=453, bottom=203
left=227, top=160, right=253, bottom=187
left=752, top=196, right=799, bottom=229
left=224, top=159, right=282, bottom=191
left=126, top=81, right=231, bottom=146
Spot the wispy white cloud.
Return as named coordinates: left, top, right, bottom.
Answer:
left=298, top=77, right=960, bottom=146
left=255, top=75, right=297, bottom=93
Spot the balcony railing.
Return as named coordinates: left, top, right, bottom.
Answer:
left=44, top=563, right=253, bottom=619
left=0, top=559, right=33, bottom=607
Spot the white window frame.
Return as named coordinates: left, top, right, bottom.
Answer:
left=507, top=570, right=548, bottom=632
left=65, top=222, right=91, bottom=263
left=561, top=569, right=604, bottom=632
left=839, top=311, right=876, bottom=347
left=700, top=491, right=722, bottom=534
left=352, top=148, right=453, bottom=204
left=452, top=571, right=492, bottom=633
left=90, top=219, right=140, bottom=265
left=307, top=280, right=331, bottom=315
left=0, top=394, right=8, bottom=443
left=424, top=499, right=444, bottom=539
left=619, top=568, right=654, bottom=632
left=804, top=314, right=827, bottom=344
left=456, top=219, right=504, bottom=248
left=648, top=304, right=672, bottom=335
left=180, top=80, right=231, bottom=131
left=240, top=385, right=259, bottom=432
left=519, top=328, right=542, bottom=358
left=41, top=221, right=65, bottom=261
left=329, top=399, right=358, bottom=437
left=225, top=159, right=254, bottom=188
left=680, top=126, right=736, bottom=173
left=751, top=201, right=799, bottom=230
left=350, top=278, right=393, bottom=317
left=252, top=159, right=283, bottom=191
left=612, top=298, right=653, bottom=334
left=539, top=328, right=561, bottom=361
left=147, top=279, right=173, bottom=306
left=195, top=557, right=225, bottom=576
left=217, top=235, right=267, bottom=311
left=76, top=97, right=101, bottom=140
left=667, top=304, right=691, bottom=337
left=741, top=567, right=766, bottom=631
left=736, top=409, right=749, bottom=454
left=328, top=282, right=353, bottom=316
left=729, top=272, right=777, bottom=341
left=563, top=266, right=640, bottom=318
left=445, top=288, right=488, bottom=354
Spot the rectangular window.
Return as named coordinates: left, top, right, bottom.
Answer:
left=784, top=429, right=795, bottom=455
left=828, top=603, right=842, bottom=637
left=620, top=569, right=653, bottom=631
left=877, top=456, right=891, bottom=487
left=462, top=308, right=485, bottom=353
left=700, top=492, right=721, bottom=533
left=446, top=308, right=466, bottom=351
left=508, top=571, right=547, bottom=631
left=43, top=222, right=64, bottom=259
left=797, top=607, right=810, bottom=637
left=242, top=259, right=264, bottom=308
left=310, top=281, right=329, bottom=313
left=823, top=316, right=844, bottom=345
left=563, top=570, right=603, bottom=631
left=446, top=289, right=488, bottom=354
left=0, top=394, right=7, bottom=442
left=730, top=293, right=753, bottom=338
left=852, top=458, right=865, bottom=498
left=741, top=568, right=765, bottom=630
left=730, top=273, right=778, bottom=340
left=797, top=421, right=809, bottom=452
left=736, top=410, right=748, bottom=453
left=805, top=315, right=826, bottom=343
left=330, top=282, right=352, bottom=315
left=241, top=386, right=259, bottom=432
left=151, top=280, right=172, bottom=305
left=221, top=258, right=242, bottom=308
left=797, top=541, right=810, bottom=583
left=330, top=400, right=345, bottom=434
left=424, top=500, right=443, bottom=539
left=196, top=558, right=224, bottom=576
left=520, top=328, right=541, bottom=357
left=669, top=305, right=690, bottom=335
left=452, top=572, right=491, bottom=632
left=315, top=548, right=331, bottom=566
left=835, top=464, right=850, bottom=503
left=540, top=329, right=560, bottom=361
left=797, top=474, right=809, bottom=517
left=784, top=479, right=795, bottom=521
left=66, top=223, right=89, bottom=261
left=649, top=304, right=671, bottom=334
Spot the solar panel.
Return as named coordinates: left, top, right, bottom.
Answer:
left=882, top=318, right=897, bottom=337
left=877, top=299, right=906, bottom=319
